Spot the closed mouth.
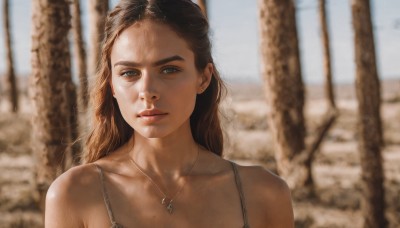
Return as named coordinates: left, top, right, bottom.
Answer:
left=137, top=109, right=168, bottom=118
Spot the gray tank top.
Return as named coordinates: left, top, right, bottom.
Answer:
left=94, top=161, right=250, bottom=228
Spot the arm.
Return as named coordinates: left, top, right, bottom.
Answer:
left=266, top=178, right=294, bottom=228
left=241, top=166, right=294, bottom=228
left=45, top=169, right=85, bottom=228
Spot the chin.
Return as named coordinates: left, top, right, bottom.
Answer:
left=134, top=127, right=171, bottom=139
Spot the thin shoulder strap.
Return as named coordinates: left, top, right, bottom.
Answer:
left=93, top=164, right=121, bottom=228
left=230, top=162, right=250, bottom=228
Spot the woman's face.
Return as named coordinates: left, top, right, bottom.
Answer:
left=110, top=20, right=211, bottom=139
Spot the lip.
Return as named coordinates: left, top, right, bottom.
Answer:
left=137, top=109, right=168, bottom=123
left=137, top=109, right=168, bottom=117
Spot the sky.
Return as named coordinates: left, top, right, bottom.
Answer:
left=0, top=0, right=399, bottom=84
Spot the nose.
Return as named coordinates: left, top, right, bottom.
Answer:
left=138, top=73, right=160, bottom=103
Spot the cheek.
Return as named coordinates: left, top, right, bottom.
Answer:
left=112, top=77, right=137, bottom=100
left=173, top=82, right=198, bottom=114
left=113, top=83, right=138, bottom=119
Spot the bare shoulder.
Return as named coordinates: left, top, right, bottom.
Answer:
left=236, top=164, right=294, bottom=228
left=236, top=164, right=290, bottom=194
left=45, top=163, right=100, bottom=227
left=48, top=163, right=100, bottom=192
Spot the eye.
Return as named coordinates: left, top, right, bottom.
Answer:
left=120, top=69, right=140, bottom=78
left=161, top=66, right=181, bottom=74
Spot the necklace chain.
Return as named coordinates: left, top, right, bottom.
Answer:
left=129, top=145, right=199, bottom=214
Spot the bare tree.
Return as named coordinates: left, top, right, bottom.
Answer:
left=68, top=0, right=87, bottom=166
left=302, top=0, right=339, bottom=188
left=258, top=0, right=305, bottom=188
left=197, top=0, right=208, bottom=18
left=72, top=0, right=89, bottom=111
left=65, top=80, right=81, bottom=166
left=89, top=0, right=109, bottom=77
left=258, top=0, right=336, bottom=190
left=2, top=0, right=18, bottom=112
left=319, top=0, right=336, bottom=109
left=31, top=0, right=71, bottom=211
left=351, top=0, right=386, bottom=227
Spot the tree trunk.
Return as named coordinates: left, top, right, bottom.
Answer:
left=258, top=0, right=306, bottom=188
left=197, top=0, right=208, bottom=18
left=351, top=0, right=386, bottom=227
left=259, top=0, right=337, bottom=192
left=30, top=0, right=71, bottom=211
left=2, top=0, right=18, bottom=112
left=69, top=0, right=85, bottom=166
left=72, top=0, right=89, bottom=111
left=64, top=80, right=81, bottom=166
left=300, top=0, right=339, bottom=188
left=319, top=0, right=335, bottom=109
left=89, top=0, right=108, bottom=77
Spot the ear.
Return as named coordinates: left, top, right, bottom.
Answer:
left=197, top=63, right=213, bottom=94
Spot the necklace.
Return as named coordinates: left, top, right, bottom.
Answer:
left=129, top=146, right=199, bottom=214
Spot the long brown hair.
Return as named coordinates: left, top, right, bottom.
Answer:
left=84, top=0, right=226, bottom=163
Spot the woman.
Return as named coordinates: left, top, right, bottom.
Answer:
left=45, top=0, right=294, bottom=227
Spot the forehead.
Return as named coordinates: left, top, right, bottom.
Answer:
left=110, top=20, right=194, bottom=64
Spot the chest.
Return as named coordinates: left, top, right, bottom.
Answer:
left=86, top=174, right=250, bottom=228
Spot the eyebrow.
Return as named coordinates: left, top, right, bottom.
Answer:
left=113, top=55, right=185, bottom=68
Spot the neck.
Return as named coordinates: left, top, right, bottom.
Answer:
left=128, top=131, right=199, bottom=180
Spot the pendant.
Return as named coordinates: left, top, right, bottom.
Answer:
left=161, top=197, right=174, bottom=214
left=166, top=202, right=173, bottom=214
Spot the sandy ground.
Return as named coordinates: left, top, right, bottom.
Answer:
left=0, top=79, right=399, bottom=227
